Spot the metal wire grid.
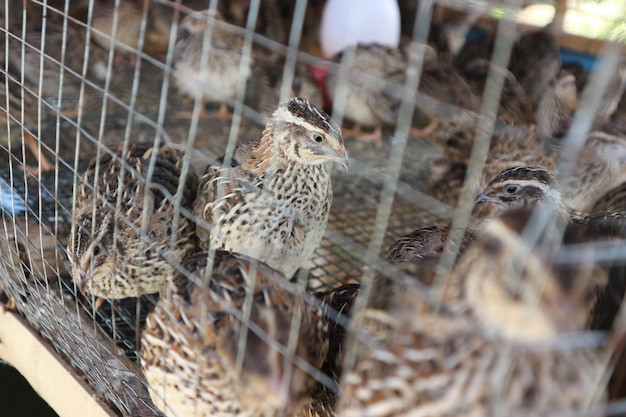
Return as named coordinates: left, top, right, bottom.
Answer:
left=0, top=0, right=625, bottom=416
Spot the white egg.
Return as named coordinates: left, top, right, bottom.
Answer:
left=320, top=0, right=401, bottom=58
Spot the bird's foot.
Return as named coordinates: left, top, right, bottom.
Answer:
left=409, top=120, right=439, bottom=138
left=342, top=125, right=384, bottom=147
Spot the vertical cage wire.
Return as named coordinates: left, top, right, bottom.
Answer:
left=0, top=0, right=625, bottom=416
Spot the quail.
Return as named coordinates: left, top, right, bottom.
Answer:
left=193, top=98, right=348, bottom=279
left=339, top=208, right=609, bottom=416
left=593, top=57, right=626, bottom=124
left=325, top=43, right=406, bottom=146
left=88, top=0, right=173, bottom=59
left=7, top=14, right=108, bottom=119
left=140, top=250, right=330, bottom=417
left=508, top=28, right=561, bottom=105
left=536, top=73, right=578, bottom=139
left=560, top=131, right=626, bottom=211
left=0, top=68, right=53, bottom=173
left=173, top=9, right=252, bottom=121
left=67, top=142, right=198, bottom=306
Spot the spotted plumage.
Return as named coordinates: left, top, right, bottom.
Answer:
left=561, top=131, right=626, bottom=211
left=193, top=98, right=348, bottom=279
left=339, top=208, right=609, bottom=416
left=140, top=250, right=330, bottom=417
left=67, top=142, right=198, bottom=301
left=591, top=182, right=626, bottom=214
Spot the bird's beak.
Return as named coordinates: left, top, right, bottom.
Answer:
left=474, top=192, right=494, bottom=204
left=73, top=264, right=89, bottom=295
left=329, top=146, right=350, bottom=172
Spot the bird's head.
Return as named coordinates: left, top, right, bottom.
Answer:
left=268, top=97, right=349, bottom=171
left=474, top=166, right=562, bottom=217
left=551, top=73, right=578, bottom=108
left=67, top=206, right=118, bottom=298
left=179, top=9, right=225, bottom=35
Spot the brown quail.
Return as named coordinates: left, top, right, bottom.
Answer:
left=67, top=142, right=198, bottom=305
left=141, top=250, right=331, bottom=417
left=173, top=9, right=252, bottom=121
left=193, top=98, right=348, bottom=279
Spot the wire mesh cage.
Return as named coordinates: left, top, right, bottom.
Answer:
left=1, top=0, right=626, bottom=416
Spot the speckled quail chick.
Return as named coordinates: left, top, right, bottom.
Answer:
left=0, top=68, right=53, bottom=173
left=338, top=207, right=609, bottom=416
left=67, top=142, right=198, bottom=306
left=7, top=13, right=108, bottom=119
left=141, top=250, right=331, bottom=417
left=173, top=9, right=252, bottom=121
left=193, top=97, right=348, bottom=279
left=325, top=43, right=406, bottom=146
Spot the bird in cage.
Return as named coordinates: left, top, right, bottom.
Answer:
left=560, top=131, right=626, bottom=212
left=508, top=28, right=562, bottom=105
left=325, top=43, right=407, bottom=147
left=472, top=165, right=626, bottom=323
left=0, top=66, right=57, bottom=173
left=536, top=72, right=579, bottom=139
left=87, top=0, right=174, bottom=60
left=140, top=250, right=332, bottom=417
left=173, top=9, right=252, bottom=121
left=536, top=61, right=626, bottom=141
left=67, top=142, right=198, bottom=308
left=473, top=165, right=573, bottom=221
left=339, top=207, right=616, bottom=416
left=193, top=97, right=349, bottom=279
left=407, top=43, right=482, bottom=141
left=6, top=14, right=111, bottom=121
left=473, top=162, right=626, bottom=225
left=461, top=58, right=534, bottom=126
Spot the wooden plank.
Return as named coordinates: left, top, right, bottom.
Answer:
left=0, top=306, right=116, bottom=417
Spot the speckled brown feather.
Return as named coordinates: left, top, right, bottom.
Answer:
left=339, top=209, right=607, bottom=416
left=193, top=98, right=347, bottom=279
left=68, top=142, right=198, bottom=300
left=591, top=182, right=626, bottom=214
left=140, top=251, right=330, bottom=417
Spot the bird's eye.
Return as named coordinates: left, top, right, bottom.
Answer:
left=92, top=245, right=102, bottom=257
left=506, top=185, right=518, bottom=194
left=312, top=133, right=324, bottom=143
